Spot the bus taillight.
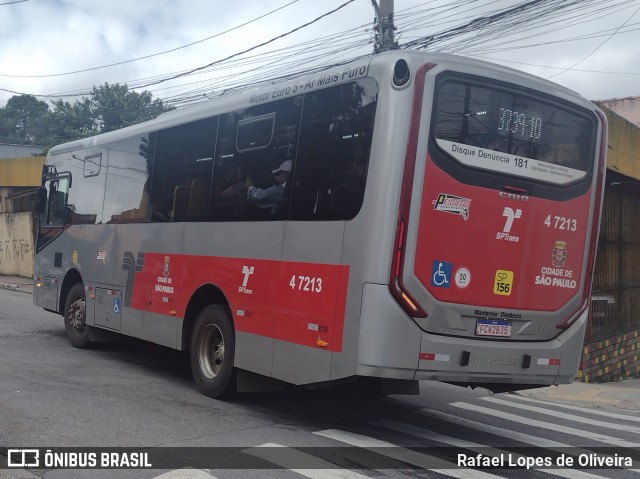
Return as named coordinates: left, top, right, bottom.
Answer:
left=390, top=218, right=427, bottom=318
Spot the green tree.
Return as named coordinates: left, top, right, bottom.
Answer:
left=49, top=97, right=95, bottom=141
left=0, top=94, right=50, bottom=142
left=0, top=83, right=174, bottom=150
left=89, top=83, right=171, bottom=133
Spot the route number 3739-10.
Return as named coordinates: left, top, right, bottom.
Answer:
left=289, top=275, right=323, bottom=293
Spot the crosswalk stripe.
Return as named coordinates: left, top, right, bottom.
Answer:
left=480, top=397, right=640, bottom=433
left=314, top=428, right=508, bottom=479
left=422, top=408, right=588, bottom=448
left=245, top=443, right=371, bottom=479
left=373, top=418, right=610, bottom=479
left=448, top=402, right=640, bottom=448
left=421, top=409, right=640, bottom=475
left=507, top=393, right=640, bottom=423
left=152, top=471, right=218, bottom=479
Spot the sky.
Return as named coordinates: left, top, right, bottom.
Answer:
left=0, top=0, right=639, bottom=109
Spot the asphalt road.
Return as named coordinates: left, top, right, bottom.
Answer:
left=1, top=288, right=638, bottom=479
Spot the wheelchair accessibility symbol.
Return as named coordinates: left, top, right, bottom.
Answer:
left=113, top=298, right=121, bottom=314
left=431, top=261, right=452, bottom=288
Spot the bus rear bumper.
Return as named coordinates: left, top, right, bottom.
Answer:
left=356, top=283, right=587, bottom=389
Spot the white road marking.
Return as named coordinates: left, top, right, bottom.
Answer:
left=480, top=396, right=640, bottom=433
left=448, top=402, right=640, bottom=448
left=507, top=393, right=640, bottom=423
left=245, top=443, right=371, bottom=479
left=314, top=428, right=508, bottom=479
left=421, top=409, right=640, bottom=474
left=374, top=418, right=611, bottom=479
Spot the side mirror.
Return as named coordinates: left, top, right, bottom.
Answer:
left=35, top=187, right=47, bottom=215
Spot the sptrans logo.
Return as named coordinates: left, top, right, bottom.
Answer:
left=496, top=207, right=522, bottom=242
left=238, top=266, right=255, bottom=294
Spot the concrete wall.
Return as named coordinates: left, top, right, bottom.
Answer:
left=599, top=97, right=640, bottom=127
left=596, top=104, right=640, bottom=180
left=0, top=212, right=34, bottom=278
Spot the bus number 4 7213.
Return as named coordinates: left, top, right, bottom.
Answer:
left=289, top=275, right=322, bottom=293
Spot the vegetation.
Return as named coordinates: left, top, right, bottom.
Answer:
left=0, top=84, right=174, bottom=152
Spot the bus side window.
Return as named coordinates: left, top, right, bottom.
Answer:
left=103, top=138, right=152, bottom=224
left=43, top=176, right=70, bottom=226
left=210, top=96, right=302, bottom=222
left=292, top=79, right=377, bottom=221
left=150, top=118, right=216, bottom=223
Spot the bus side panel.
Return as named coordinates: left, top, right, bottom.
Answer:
left=356, top=283, right=421, bottom=379
left=273, top=221, right=345, bottom=384
left=111, top=223, right=185, bottom=347
left=332, top=55, right=421, bottom=383
left=46, top=224, right=115, bottom=312
left=182, top=222, right=285, bottom=375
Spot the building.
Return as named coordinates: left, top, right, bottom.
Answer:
left=580, top=103, right=640, bottom=382
left=0, top=142, right=43, bottom=160
left=598, top=96, right=640, bottom=127
left=0, top=155, right=45, bottom=214
left=0, top=146, right=45, bottom=277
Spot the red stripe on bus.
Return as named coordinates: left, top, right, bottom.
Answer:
left=129, top=253, right=349, bottom=352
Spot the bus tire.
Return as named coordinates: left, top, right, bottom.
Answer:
left=64, top=283, right=91, bottom=348
left=190, top=305, right=236, bottom=398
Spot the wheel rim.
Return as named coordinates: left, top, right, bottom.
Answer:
left=68, top=298, right=86, bottom=334
left=198, top=324, right=225, bottom=379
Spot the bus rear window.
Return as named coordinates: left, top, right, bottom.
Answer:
left=433, top=78, right=595, bottom=185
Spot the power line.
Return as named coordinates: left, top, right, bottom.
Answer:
left=474, top=55, right=640, bottom=76
left=133, top=0, right=357, bottom=89
left=546, top=4, right=640, bottom=79
left=1, top=0, right=358, bottom=99
left=2, top=0, right=639, bottom=131
left=0, top=0, right=300, bottom=79
left=448, top=1, right=640, bottom=56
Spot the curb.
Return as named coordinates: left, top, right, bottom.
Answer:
left=0, top=282, right=32, bottom=294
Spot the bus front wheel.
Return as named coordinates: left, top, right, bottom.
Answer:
left=190, top=305, right=236, bottom=398
left=64, top=283, right=91, bottom=348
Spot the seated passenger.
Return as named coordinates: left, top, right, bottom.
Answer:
left=220, top=166, right=249, bottom=201
left=246, top=160, right=291, bottom=214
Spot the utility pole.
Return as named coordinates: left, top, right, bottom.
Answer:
left=371, top=0, right=398, bottom=53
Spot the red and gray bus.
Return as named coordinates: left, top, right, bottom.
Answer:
left=33, top=51, right=607, bottom=397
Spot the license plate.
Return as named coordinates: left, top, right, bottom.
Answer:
left=476, top=319, right=512, bottom=337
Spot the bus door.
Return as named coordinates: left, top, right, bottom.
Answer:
left=400, top=70, right=601, bottom=361
left=36, top=171, right=72, bottom=310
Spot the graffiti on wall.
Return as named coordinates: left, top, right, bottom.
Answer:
left=0, top=239, right=31, bottom=264
left=0, top=212, right=34, bottom=276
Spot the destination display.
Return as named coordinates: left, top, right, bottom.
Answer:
left=433, top=78, right=595, bottom=184
left=436, top=139, right=587, bottom=184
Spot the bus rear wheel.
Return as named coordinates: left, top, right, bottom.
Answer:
left=190, top=305, right=236, bottom=398
left=64, top=283, right=91, bottom=348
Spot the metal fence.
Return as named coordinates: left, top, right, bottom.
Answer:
left=588, top=189, right=640, bottom=341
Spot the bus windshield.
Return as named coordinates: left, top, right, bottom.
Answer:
left=433, top=76, right=596, bottom=185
